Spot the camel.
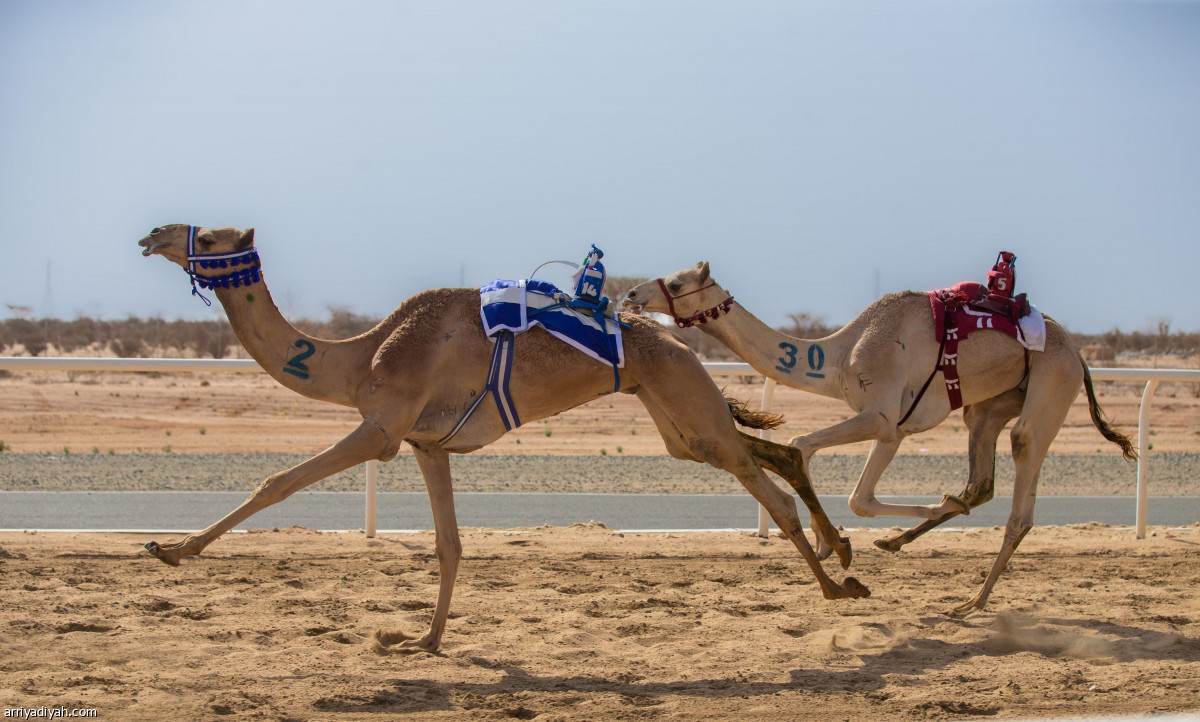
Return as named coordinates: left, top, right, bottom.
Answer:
left=136, top=225, right=868, bottom=653
left=623, top=262, right=1136, bottom=617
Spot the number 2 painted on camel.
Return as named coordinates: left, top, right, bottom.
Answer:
left=283, top=339, right=316, bottom=379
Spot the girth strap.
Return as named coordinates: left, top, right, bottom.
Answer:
left=438, top=331, right=521, bottom=446
left=899, top=306, right=963, bottom=426
left=898, top=333, right=948, bottom=427
left=899, top=317, right=1031, bottom=427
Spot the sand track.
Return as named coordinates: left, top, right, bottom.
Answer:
left=1, top=525, right=1198, bottom=719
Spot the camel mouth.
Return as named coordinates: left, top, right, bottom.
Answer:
left=621, top=299, right=644, bottom=316
left=139, top=240, right=170, bottom=256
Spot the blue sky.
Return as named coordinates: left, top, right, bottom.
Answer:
left=2, top=0, right=1198, bottom=333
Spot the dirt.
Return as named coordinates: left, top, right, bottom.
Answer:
left=2, top=370, right=1197, bottom=456
left=1, top=371, right=1198, bottom=719
left=1, top=524, right=1198, bottom=720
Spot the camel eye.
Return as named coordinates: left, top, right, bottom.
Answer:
left=668, top=281, right=682, bottom=294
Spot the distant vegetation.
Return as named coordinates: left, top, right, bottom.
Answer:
left=0, top=299, right=1195, bottom=367
left=0, top=307, right=378, bottom=360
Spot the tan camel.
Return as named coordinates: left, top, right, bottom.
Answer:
left=137, top=225, right=868, bottom=652
left=624, top=262, right=1135, bottom=617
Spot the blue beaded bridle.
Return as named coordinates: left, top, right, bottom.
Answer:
left=185, top=225, right=262, bottom=306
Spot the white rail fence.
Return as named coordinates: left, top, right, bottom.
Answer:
left=1, top=357, right=1196, bottom=539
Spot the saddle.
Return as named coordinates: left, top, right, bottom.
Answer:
left=901, top=252, right=1044, bottom=424
left=439, top=250, right=626, bottom=447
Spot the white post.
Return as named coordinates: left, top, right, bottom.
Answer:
left=757, top=378, right=777, bottom=537
left=1135, top=379, right=1158, bottom=540
left=365, top=459, right=378, bottom=538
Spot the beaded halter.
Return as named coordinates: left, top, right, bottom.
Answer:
left=185, top=225, right=262, bottom=306
left=655, top=277, right=735, bottom=329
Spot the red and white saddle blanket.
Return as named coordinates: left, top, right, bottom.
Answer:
left=925, top=281, right=1045, bottom=411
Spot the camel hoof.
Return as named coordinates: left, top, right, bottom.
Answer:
left=144, top=541, right=180, bottom=567
left=372, top=628, right=440, bottom=654
left=873, top=537, right=904, bottom=554
left=942, top=493, right=970, bottom=515
left=834, top=536, right=853, bottom=570
left=841, top=577, right=870, bottom=599
left=946, top=601, right=981, bottom=619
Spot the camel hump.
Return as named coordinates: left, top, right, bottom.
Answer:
left=725, top=396, right=785, bottom=430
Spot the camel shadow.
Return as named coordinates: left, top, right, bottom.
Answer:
left=312, top=616, right=1195, bottom=715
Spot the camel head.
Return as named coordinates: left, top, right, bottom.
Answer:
left=138, top=225, right=255, bottom=269
left=622, top=262, right=734, bottom=329
left=139, top=225, right=260, bottom=303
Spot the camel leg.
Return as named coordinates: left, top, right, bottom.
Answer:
left=948, top=369, right=1075, bottom=617
left=791, top=411, right=966, bottom=521
left=738, top=431, right=852, bottom=569
left=145, top=419, right=390, bottom=566
left=638, top=389, right=868, bottom=600
left=719, top=448, right=869, bottom=600
left=635, top=389, right=702, bottom=463
left=876, top=389, right=1025, bottom=552
left=374, top=444, right=460, bottom=653
left=846, top=438, right=968, bottom=519
left=643, top=395, right=851, bottom=571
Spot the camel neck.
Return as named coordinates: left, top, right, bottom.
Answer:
left=702, top=303, right=847, bottom=400
left=212, top=280, right=366, bottom=408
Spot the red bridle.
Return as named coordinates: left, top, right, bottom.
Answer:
left=655, top=278, right=735, bottom=329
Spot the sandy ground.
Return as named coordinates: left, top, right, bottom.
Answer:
left=2, top=370, right=1198, bottom=456
left=1, top=525, right=1198, bottom=720
left=1, top=371, right=1199, bottom=719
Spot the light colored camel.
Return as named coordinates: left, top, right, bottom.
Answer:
left=137, top=226, right=867, bottom=652
left=624, top=262, right=1135, bottom=617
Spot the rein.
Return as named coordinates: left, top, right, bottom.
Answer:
left=655, top=278, right=734, bottom=328
left=185, top=226, right=262, bottom=306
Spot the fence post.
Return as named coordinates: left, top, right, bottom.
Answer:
left=365, top=459, right=378, bottom=538
left=757, top=378, right=777, bottom=537
left=1136, top=379, right=1159, bottom=540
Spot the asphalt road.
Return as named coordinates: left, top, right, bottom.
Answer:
left=3, top=491, right=1197, bottom=532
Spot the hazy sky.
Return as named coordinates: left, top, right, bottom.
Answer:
left=2, top=0, right=1198, bottom=333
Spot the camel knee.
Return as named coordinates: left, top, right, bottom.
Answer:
left=1003, top=522, right=1033, bottom=546
left=961, top=483, right=994, bottom=508
left=786, top=435, right=816, bottom=466
left=768, top=499, right=804, bottom=537
left=251, top=472, right=291, bottom=506
left=743, top=472, right=800, bottom=523
left=435, top=534, right=462, bottom=566
left=848, top=493, right=878, bottom=518
left=1009, top=424, right=1033, bottom=463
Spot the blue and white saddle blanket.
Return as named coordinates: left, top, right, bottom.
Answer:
left=437, top=279, right=625, bottom=447
left=480, top=279, right=625, bottom=369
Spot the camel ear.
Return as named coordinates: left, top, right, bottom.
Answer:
left=696, top=261, right=710, bottom=283
left=237, top=228, right=255, bottom=250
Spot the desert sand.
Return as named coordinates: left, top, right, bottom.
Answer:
left=1, top=370, right=1199, bottom=719
left=1, top=370, right=1198, bottom=457
left=1, top=525, right=1198, bottom=720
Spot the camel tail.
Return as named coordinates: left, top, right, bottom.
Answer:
left=725, top=396, right=786, bottom=431
left=1080, top=356, right=1138, bottom=462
